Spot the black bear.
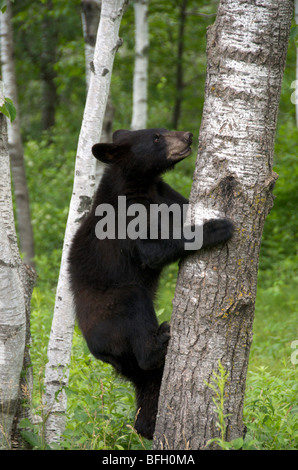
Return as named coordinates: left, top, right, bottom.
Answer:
left=68, top=128, right=233, bottom=440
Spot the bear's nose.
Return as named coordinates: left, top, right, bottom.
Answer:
left=183, top=132, right=193, bottom=144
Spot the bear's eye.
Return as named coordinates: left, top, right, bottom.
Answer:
left=154, top=134, right=160, bottom=143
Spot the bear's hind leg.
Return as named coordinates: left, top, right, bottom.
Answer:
left=133, top=368, right=164, bottom=440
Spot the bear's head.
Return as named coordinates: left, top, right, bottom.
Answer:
left=91, top=128, right=193, bottom=177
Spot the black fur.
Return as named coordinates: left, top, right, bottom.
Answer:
left=68, top=128, right=233, bottom=439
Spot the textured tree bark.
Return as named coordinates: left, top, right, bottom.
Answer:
left=0, top=110, right=35, bottom=450
left=0, top=0, right=35, bottom=267
left=131, top=0, right=149, bottom=130
left=43, top=0, right=128, bottom=444
left=153, top=0, right=293, bottom=450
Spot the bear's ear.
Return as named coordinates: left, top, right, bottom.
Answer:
left=112, top=129, right=131, bottom=144
left=92, top=143, right=125, bottom=164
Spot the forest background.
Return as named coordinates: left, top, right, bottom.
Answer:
left=5, top=0, right=298, bottom=449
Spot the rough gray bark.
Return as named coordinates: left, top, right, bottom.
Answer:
left=0, top=0, right=35, bottom=267
left=131, top=0, right=149, bottom=130
left=0, top=106, right=35, bottom=450
left=153, top=0, right=293, bottom=450
left=43, top=0, right=128, bottom=445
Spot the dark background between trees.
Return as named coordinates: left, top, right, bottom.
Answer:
left=6, top=0, right=298, bottom=449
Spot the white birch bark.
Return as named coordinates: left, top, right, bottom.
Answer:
left=0, top=0, right=35, bottom=267
left=44, top=0, right=128, bottom=444
left=295, top=0, right=298, bottom=126
left=81, top=0, right=114, bottom=184
left=131, top=0, right=149, bottom=130
left=0, top=96, right=34, bottom=449
left=153, top=0, right=293, bottom=450
left=81, top=0, right=102, bottom=89
left=0, top=116, right=25, bottom=450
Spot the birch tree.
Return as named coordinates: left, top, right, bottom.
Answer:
left=131, top=0, right=149, bottom=130
left=153, top=0, right=293, bottom=450
left=81, top=0, right=115, bottom=183
left=294, top=0, right=298, bottom=125
left=0, top=0, right=35, bottom=267
left=172, top=0, right=187, bottom=129
left=81, top=0, right=102, bottom=90
left=40, top=0, right=57, bottom=131
left=0, top=98, right=35, bottom=449
left=43, top=0, right=128, bottom=444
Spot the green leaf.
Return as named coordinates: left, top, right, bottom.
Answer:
left=20, top=430, right=43, bottom=448
left=231, top=437, right=244, bottom=450
left=0, top=104, right=10, bottom=119
left=290, top=25, right=298, bottom=40
left=0, top=98, right=16, bottom=122
left=4, top=97, right=16, bottom=121
left=19, top=418, right=35, bottom=430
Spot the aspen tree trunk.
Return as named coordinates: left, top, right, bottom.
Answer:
left=153, top=0, right=293, bottom=450
left=131, top=0, right=149, bottom=130
left=0, top=0, right=35, bottom=267
left=40, top=0, right=57, bottom=131
left=44, top=0, right=128, bottom=444
left=172, top=0, right=187, bottom=130
left=81, top=0, right=114, bottom=184
left=0, top=105, right=35, bottom=450
left=81, top=0, right=102, bottom=89
left=295, top=0, right=298, bottom=126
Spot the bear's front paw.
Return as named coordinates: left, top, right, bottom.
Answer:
left=203, top=218, right=234, bottom=247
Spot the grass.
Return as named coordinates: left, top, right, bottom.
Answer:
left=27, top=252, right=297, bottom=450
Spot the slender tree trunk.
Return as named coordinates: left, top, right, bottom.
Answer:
left=81, top=0, right=102, bottom=89
left=44, top=0, right=128, bottom=445
left=295, top=0, right=298, bottom=126
left=131, top=0, right=149, bottom=130
left=81, top=0, right=114, bottom=184
left=0, top=106, right=35, bottom=450
left=40, top=0, right=57, bottom=131
left=172, top=0, right=187, bottom=130
left=0, top=0, right=35, bottom=267
left=153, top=0, right=293, bottom=450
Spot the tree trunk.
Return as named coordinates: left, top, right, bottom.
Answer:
left=295, top=0, right=298, bottom=126
left=172, top=0, right=187, bottom=130
left=0, top=0, right=35, bottom=267
left=153, top=0, right=293, bottom=450
left=40, top=0, right=58, bottom=131
left=81, top=0, right=102, bottom=89
left=0, top=106, right=35, bottom=450
left=43, top=0, right=128, bottom=445
left=81, top=0, right=114, bottom=183
left=131, top=0, right=149, bottom=130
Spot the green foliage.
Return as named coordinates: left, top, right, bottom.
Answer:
left=205, top=361, right=232, bottom=450
left=0, top=97, right=16, bottom=121
left=244, top=366, right=298, bottom=450
left=0, top=0, right=14, bottom=14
